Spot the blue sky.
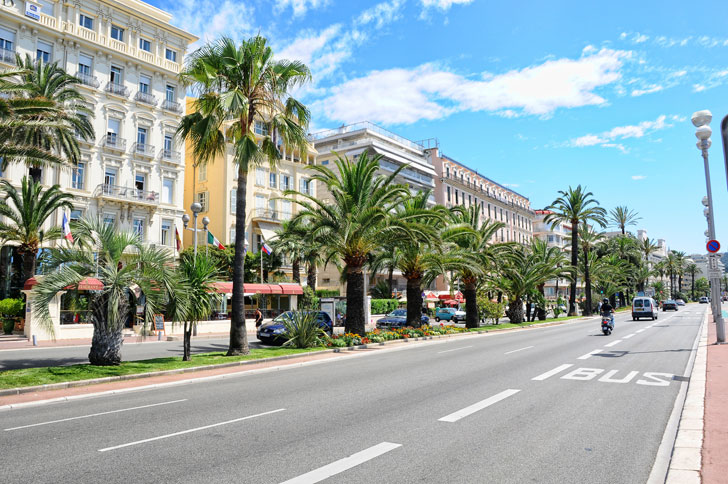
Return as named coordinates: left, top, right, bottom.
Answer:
left=151, top=0, right=728, bottom=254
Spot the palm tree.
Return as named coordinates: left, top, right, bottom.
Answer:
left=638, top=237, right=658, bottom=266
left=288, top=151, right=414, bottom=335
left=12, top=55, right=94, bottom=181
left=573, top=223, right=603, bottom=315
left=0, top=176, right=74, bottom=286
left=609, top=206, right=641, bottom=235
left=545, top=186, right=607, bottom=316
left=32, top=218, right=176, bottom=365
left=672, top=250, right=687, bottom=296
left=449, top=205, right=506, bottom=328
left=272, top=220, right=307, bottom=284
left=665, top=252, right=679, bottom=298
left=178, top=36, right=311, bottom=356
left=685, top=263, right=700, bottom=300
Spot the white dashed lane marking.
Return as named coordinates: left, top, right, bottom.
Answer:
left=532, top=364, right=573, bottom=381
left=504, top=346, right=534, bottom=355
left=438, top=389, right=521, bottom=423
left=578, top=349, right=602, bottom=360
left=604, top=339, right=622, bottom=348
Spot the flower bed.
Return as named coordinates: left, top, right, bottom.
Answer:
left=325, top=324, right=466, bottom=348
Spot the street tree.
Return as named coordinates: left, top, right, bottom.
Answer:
left=685, top=263, right=700, bottom=300
left=609, top=206, right=641, bottom=235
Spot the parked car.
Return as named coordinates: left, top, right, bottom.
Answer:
left=632, top=297, right=658, bottom=321
left=435, top=307, right=466, bottom=322
left=676, top=299, right=686, bottom=306
left=376, top=309, right=429, bottom=329
left=662, top=300, right=678, bottom=311
left=257, top=311, right=333, bottom=345
left=699, top=296, right=709, bottom=304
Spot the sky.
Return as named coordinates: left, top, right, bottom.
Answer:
left=150, top=0, right=728, bottom=255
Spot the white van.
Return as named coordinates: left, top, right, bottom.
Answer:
left=632, top=297, right=658, bottom=321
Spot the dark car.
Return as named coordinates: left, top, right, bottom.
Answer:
left=257, top=311, right=333, bottom=345
left=376, top=309, right=429, bottom=329
left=662, top=300, right=678, bottom=311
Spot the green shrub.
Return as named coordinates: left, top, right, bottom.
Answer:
left=0, top=298, right=24, bottom=335
left=480, top=300, right=505, bottom=324
left=299, top=286, right=319, bottom=309
left=280, top=311, right=327, bottom=349
left=370, top=299, right=399, bottom=314
left=315, top=289, right=340, bottom=298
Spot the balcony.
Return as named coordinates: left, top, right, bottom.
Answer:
left=76, top=72, right=100, bottom=88
left=252, top=208, right=281, bottom=222
left=94, top=184, right=159, bottom=206
left=132, top=142, right=155, bottom=158
left=0, top=47, right=15, bottom=64
left=162, top=99, right=182, bottom=113
left=134, top=91, right=157, bottom=106
left=159, top=148, right=181, bottom=163
left=102, top=134, right=126, bottom=152
left=105, top=82, right=130, bottom=98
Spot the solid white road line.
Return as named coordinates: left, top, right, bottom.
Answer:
left=532, top=364, right=573, bottom=381
left=636, top=329, right=646, bottom=333
left=504, top=346, right=534, bottom=355
left=577, top=349, right=601, bottom=360
left=437, top=346, right=473, bottom=354
left=4, top=399, right=188, bottom=431
left=604, top=339, right=622, bottom=348
left=624, top=333, right=636, bottom=339
left=438, top=389, right=521, bottom=423
left=98, top=408, right=285, bottom=452
left=279, top=442, right=402, bottom=484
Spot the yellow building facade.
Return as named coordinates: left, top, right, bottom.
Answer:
left=182, top=98, right=318, bottom=282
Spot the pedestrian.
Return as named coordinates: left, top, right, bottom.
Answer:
left=254, top=308, right=264, bottom=328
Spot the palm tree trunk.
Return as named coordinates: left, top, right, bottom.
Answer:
left=506, top=296, right=524, bottom=323
left=183, top=321, right=192, bottom=361
left=463, top=280, right=478, bottom=329
left=345, top=264, right=365, bottom=335
left=306, top=262, right=316, bottom=291
left=292, top=258, right=301, bottom=284
left=20, top=249, right=37, bottom=287
left=387, top=266, right=394, bottom=296
left=28, top=166, right=42, bottom=184
left=569, top=223, right=578, bottom=316
left=525, top=295, right=532, bottom=321
left=227, top=166, right=250, bottom=356
left=691, top=274, right=695, bottom=301
left=406, top=275, right=423, bottom=327
left=88, top=326, right=124, bottom=365
left=584, top=248, right=592, bottom=316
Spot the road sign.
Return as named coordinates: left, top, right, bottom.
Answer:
left=707, top=239, right=720, bottom=253
left=709, top=256, right=718, bottom=270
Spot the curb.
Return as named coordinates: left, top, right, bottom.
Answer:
left=0, top=314, right=600, bottom=399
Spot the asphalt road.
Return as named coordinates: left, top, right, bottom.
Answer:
left=0, top=304, right=704, bottom=483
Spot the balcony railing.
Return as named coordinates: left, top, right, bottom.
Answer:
left=442, top=173, right=533, bottom=214
left=310, top=121, right=425, bottom=153
left=162, top=99, right=181, bottom=113
left=0, top=47, right=15, bottom=64
left=252, top=208, right=280, bottom=221
left=105, top=82, right=130, bottom=98
left=132, top=142, right=155, bottom=157
left=102, top=134, right=126, bottom=150
left=94, top=183, right=159, bottom=205
left=160, top=149, right=180, bottom=163
left=76, top=72, right=100, bottom=88
left=134, top=91, right=157, bottom=106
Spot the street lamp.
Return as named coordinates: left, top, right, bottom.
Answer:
left=692, top=109, right=725, bottom=343
left=202, top=216, right=210, bottom=256
left=190, top=202, right=202, bottom=258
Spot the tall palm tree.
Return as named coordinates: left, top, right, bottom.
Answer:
left=573, top=223, right=603, bottom=315
left=32, top=218, right=176, bottom=365
left=178, top=36, right=311, bottom=356
left=272, top=220, right=307, bottom=283
left=665, top=252, right=678, bottom=297
left=13, top=55, right=94, bottom=181
left=449, top=205, right=506, bottom=328
left=638, top=237, right=658, bottom=266
left=685, top=263, right=700, bottom=300
left=545, top=185, right=607, bottom=316
left=0, top=176, right=74, bottom=286
left=609, top=206, right=641, bottom=235
left=672, top=250, right=687, bottom=296
left=288, top=151, right=415, bottom=335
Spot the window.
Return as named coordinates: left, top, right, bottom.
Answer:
left=255, top=196, right=265, bottom=215
left=135, top=174, right=145, bottom=192
left=254, top=121, right=270, bottom=136
left=445, top=166, right=450, bottom=178
left=106, top=118, right=120, bottom=145
left=36, top=40, right=52, bottom=63
left=446, top=186, right=451, bottom=202
left=38, top=0, right=53, bottom=14
left=455, top=189, right=459, bottom=205
left=255, top=233, right=263, bottom=253
left=165, top=85, right=175, bottom=102
left=165, top=48, right=177, bottom=62
left=196, top=192, right=208, bottom=212
left=282, top=175, right=291, bottom=191
left=79, top=14, right=93, bottom=30
left=162, top=178, right=173, bottom=204
left=268, top=199, right=276, bottom=217
left=103, top=214, right=115, bottom=228
left=70, top=209, right=83, bottom=222
left=299, top=178, right=311, bottom=195
left=137, top=127, right=147, bottom=146
left=230, top=189, right=236, bottom=214
left=198, top=163, right=206, bottom=181
left=229, top=226, right=236, bottom=244
left=71, top=162, right=85, bottom=190
left=0, top=27, right=15, bottom=53
left=110, top=25, right=124, bottom=42
left=468, top=194, right=472, bottom=206
left=139, top=38, right=151, bottom=52
left=281, top=200, right=292, bottom=220
left=255, top=168, right=265, bottom=186
left=161, top=220, right=172, bottom=247
left=139, top=75, right=151, bottom=94
left=104, top=168, right=117, bottom=187
left=78, top=53, right=92, bottom=76
left=164, top=135, right=173, bottom=153
left=269, top=172, right=277, bottom=189
left=110, top=65, right=123, bottom=85
left=133, top=217, right=145, bottom=239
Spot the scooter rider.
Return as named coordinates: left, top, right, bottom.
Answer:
left=601, top=298, right=614, bottom=328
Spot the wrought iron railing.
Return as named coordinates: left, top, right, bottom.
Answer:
left=94, top=183, right=159, bottom=204
left=162, top=99, right=181, bottom=112
left=105, top=82, right=129, bottom=97
left=134, top=91, right=157, bottom=106
left=102, top=134, right=126, bottom=150
left=76, top=72, right=100, bottom=88
left=132, top=142, right=155, bottom=157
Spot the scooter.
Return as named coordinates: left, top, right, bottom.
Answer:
left=601, top=313, right=614, bottom=335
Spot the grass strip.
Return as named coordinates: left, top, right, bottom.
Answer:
left=0, top=347, right=324, bottom=390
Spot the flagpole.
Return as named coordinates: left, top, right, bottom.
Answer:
left=260, top=246, right=263, bottom=283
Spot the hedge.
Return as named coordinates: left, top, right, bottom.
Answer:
left=371, top=299, right=399, bottom=314
left=315, top=289, right=340, bottom=297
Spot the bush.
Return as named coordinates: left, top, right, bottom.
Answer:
left=0, top=298, right=24, bottom=335
left=280, top=311, right=327, bottom=348
left=370, top=299, right=399, bottom=315
left=299, top=286, right=319, bottom=309
left=315, top=289, right=340, bottom=298
left=480, top=300, right=505, bottom=324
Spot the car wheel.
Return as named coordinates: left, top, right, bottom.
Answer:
left=633, top=317, right=637, bottom=321
left=435, top=317, right=440, bottom=322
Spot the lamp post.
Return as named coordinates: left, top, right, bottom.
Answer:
left=692, top=109, right=725, bottom=343
left=202, top=216, right=210, bottom=256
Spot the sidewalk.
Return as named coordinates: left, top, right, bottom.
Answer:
left=702, top=318, right=728, bottom=482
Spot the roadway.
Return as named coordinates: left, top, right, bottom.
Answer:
left=0, top=304, right=704, bottom=483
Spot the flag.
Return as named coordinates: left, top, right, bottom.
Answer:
left=207, top=230, right=225, bottom=249
left=62, top=213, right=73, bottom=242
left=261, top=243, right=272, bottom=255
left=175, top=226, right=182, bottom=251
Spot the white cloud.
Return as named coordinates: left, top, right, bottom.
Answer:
left=631, top=84, right=663, bottom=96
left=503, top=183, right=520, bottom=188
left=569, top=115, right=679, bottom=151
left=317, top=48, right=631, bottom=124
left=421, top=0, right=474, bottom=10
left=357, top=0, right=404, bottom=28
left=168, top=0, right=256, bottom=47
left=274, top=0, right=329, bottom=17
left=633, top=33, right=649, bottom=43
left=620, top=32, right=628, bottom=40
left=694, top=83, right=707, bottom=92
left=632, top=175, right=646, bottom=180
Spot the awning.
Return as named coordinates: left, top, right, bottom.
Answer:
left=438, top=292, right=464, bottom=302
left=63, top=277, right=104, bottom=291
left=211, top=282, right=303, bottom=295
left=256, top=222, right=280, bottom=243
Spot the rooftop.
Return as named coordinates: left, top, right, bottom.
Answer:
left=310, top=122, right=425, bottom=153
left=440, top=154, right=530, bottom=202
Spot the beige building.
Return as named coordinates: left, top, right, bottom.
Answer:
left=182, top=98, right=318, bottom=281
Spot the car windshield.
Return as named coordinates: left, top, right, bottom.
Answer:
left=389, top=309, right=407, bottom=317
left=665, top=300, right=676, bottom=304
left=634, top=300, right=644, bottom=308
left=440, top=308, right=454, bottom=313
